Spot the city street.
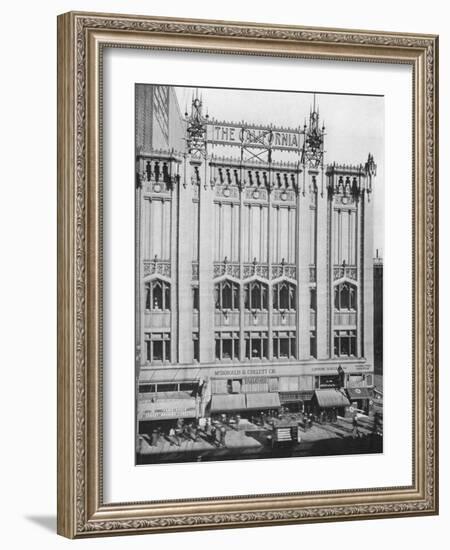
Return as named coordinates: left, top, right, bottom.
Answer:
left=137, top=411, right=382, bottom=464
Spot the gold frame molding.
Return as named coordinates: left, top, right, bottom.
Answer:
left=57, top=11, right=439, bottom=538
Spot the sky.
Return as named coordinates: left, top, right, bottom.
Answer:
left=174, top=85, right=384, bottom=255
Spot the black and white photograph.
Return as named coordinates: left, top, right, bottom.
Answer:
left=135, top=84, right=384, bottom=465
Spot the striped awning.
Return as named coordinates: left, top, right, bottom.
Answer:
left=246, top=392, right=281, bottom=410
left=210, top=393, right=246, bottom=412
left=314, top=389, right=350, bottom=409
left=279, top=391, right=314, bottom=403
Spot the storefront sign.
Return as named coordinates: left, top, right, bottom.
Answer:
left=140, top=405, right=197, bottom=420
left=213, top=367, right=276, bottom=377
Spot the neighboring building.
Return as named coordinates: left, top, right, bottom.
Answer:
left=373, top=252, right=383, bottom=375
left=135, top=85, right=378, bottom=435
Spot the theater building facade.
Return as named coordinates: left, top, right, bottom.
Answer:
left=135, top=85, right=378, bottom=430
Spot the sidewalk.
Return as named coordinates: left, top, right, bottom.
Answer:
left=138, top=415, right=381, bottom=459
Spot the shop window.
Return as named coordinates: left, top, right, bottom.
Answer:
left=157, top=383, right=178, bottom=392
left=145, top=279, right=171, bottom=311
left=334, top=330, right=357, bottom=357
left=273, top=280, right=296, bottom=310
left=244, top=280, right=268, bottom=310
left=139, top=384, right=156, bottom=393
left=215, top=280, right=239, bottom=310
left=334, top=282, right=356, bottom=311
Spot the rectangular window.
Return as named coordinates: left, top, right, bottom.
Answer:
left=153, top=340, right=163, bottom=361
left=192, top=286, right=199, bottom=311
left=164, top=340, right=171, bottom=362
left=273, top=331, right=296, bottom=360
left=215, top=331, right=240, bottom=361
left=193, top=333, right=199, bottom=361
left=279, top=338, right=290, bottom=358
left=180, top=382, right=197, bottom=393
left=310, top=331, right=317, bottom=358
left=334, top=330, right=357, bottom=357
left=310, top=288, right=317, bottom=311
left=223, top=339, right=233, bottom=360
left=245, top=331, right=268, bottom=360
left=157, top=383, right=178, bottom=392
left=139, top=384, right=156, bottom=393
left=145, top=332, right=171, bottom=363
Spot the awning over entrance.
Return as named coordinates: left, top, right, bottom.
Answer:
left=138, top=392, right=197, bottom=421
left=314, top=389, right=350, bottom=409
left=210, top=393, right=246, bottom=412
left=279, top=391, right=314, bottom=404
left=346, top=387, right=373, bottom=400
left=246, top=392, right=281, bottom=410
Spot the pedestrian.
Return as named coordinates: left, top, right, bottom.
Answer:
left=192, top=424, right=199, bottom=442
left=151, top=429, right=159, bottom=447
left=169, top=427, right=179, bottom=447
left=210, top=425, right=217, bottom=446
left=290, top=426, right=297, bottom=442
left=373, top=411, right=381, bottom=434
left=205, top=418, right=211, bottom=437
left=308, top=413, right=314, bottom=429
left=220, top=425, right=227, bottom=447
left=352, top=415, right=360, bottom=439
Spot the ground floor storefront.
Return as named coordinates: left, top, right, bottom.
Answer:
left=137, top=361, right=380, bottom=454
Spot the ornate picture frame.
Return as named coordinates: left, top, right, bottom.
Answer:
left=57, top=11, right=438, bottom=538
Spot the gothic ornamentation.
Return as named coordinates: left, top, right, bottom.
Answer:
left=301, top=96, right=326, bottom=169
left=143, top=258, right=171, bottom=278
left=273, top=189, right=296, bottom=203
left=243, top=262, right=269, bottom=279
left=215, top=185, right=240, bottom=200
left=185, top=93, right=209, bottom=158
left=244, top=187, right=268, bottom=201
left=213, top=261, right=241, bottom=278
left=333, top=263, right=357, bottom=281
left=272, top=263, right=296, bottom=279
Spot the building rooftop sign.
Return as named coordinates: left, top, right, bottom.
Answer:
left=207, top=120, right=302, bottom=152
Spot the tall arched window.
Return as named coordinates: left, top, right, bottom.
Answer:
left=273, top=281, right=296, bottom=310
left=334, top=282, right=356, bottom=311
left=244, top=280, right=268, bottom=311
left=145, top=279, right=171, bottom=310
left=215, top=280, right=239, bottom=310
